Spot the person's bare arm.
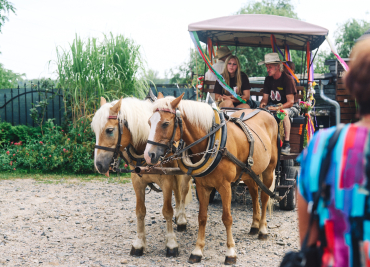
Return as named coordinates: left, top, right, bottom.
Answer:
left=268, top=94, right=294, bottom=111
left=215, top=93, right=222, bottom=102
left=259, top=94, right=269, bottom=108
left=241, top=90, right=250, bottom=102
left=297, top=190, right=318, bottom=246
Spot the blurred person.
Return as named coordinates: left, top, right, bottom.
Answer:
left=297, top=37, right=370, bottom=267
left=214, top=55, right=258, bottom=108
left=258, top=53, right=299, bottom=155
left=204, top=46, right=232, bottom=90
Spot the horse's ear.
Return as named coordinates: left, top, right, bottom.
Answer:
left=157, top=92, right=164, bottom=99
left=100, top=97, right=106, bottom=107
left=170, top=93, right=185, bottom=109
left=110, top=98, right=122, bottom=114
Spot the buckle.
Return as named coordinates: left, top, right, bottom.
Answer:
left=247, top=157, right=254, bottom=166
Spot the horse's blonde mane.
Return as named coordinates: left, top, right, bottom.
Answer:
left=91, top=97, right=153, bottom=147
left=153, top=97, right=214, bottom=132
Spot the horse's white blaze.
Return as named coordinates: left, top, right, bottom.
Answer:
left=165, top=232, right=178, bottom=249
left=132, top=232, right=146, bottom=249
left=144, top=112, right=161, bottom=164
left=226, top=247, right=237, bottom=257
left=191, top=246, right=203, bottom=257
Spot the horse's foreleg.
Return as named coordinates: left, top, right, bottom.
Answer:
left=244, top=178, right=260, bottom=235
left=259, top=170, right=275, bottom=240
left=173, top=175, right=191, bottom=231
left=130, top=176, right=147, bottom=256
left=218, top=182, right=237, bottom=265
left=162, top=178, right=179, bottom=257
left=188, top=183, right=211, bottom=264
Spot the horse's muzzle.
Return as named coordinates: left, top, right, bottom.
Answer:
left=95, top=153, right=112, bottom=174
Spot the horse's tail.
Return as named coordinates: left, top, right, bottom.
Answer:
left=267, top=172, right=276, bottom=217
left=185, top=177, right=193, bottom=206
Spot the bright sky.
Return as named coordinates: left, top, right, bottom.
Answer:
left=0, top=0, right=369, bottom=80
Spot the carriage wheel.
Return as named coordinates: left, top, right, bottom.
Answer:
left=195, top=187, right=217, bottom=203
left=279, top=166, right=297, bottom=211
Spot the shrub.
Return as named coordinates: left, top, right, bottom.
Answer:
left=0, top=118, right=95, bottom=173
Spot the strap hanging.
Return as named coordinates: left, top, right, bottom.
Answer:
left=270, top=34, right=300, bottom=83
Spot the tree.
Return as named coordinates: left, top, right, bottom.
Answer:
left=0, top=0, right=15, bottom=33
left=167, top=47, right=206, bottom=85
left=0, top=63, right=24, bottom=89
left=335, top=19, right=370, bottom=58
left=144, top=69, right=169, bottom=84
left=314, top=19, right=369, bottom=73
left=238, top=0, right=298, bottom=19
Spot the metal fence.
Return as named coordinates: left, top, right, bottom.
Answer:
left=151, top=85, right=197, bottom=100
left=0, top=83, right=196, bottom=127
left=0, top=82, right=64, bottom=126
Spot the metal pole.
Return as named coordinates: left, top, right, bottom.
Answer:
left=134, top=166, right=184, bottom=175
left=320, top=84, right=340, bottom=125
left=11, top=88, right=13, bottom=125
left=4, top=94, right=7, bottom=123
left=24, top=85, right=27, bottom=125
left=18, top=86, right=20, bottom=125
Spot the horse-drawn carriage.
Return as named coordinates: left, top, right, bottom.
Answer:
left=93, top=14, right=338, bottom=265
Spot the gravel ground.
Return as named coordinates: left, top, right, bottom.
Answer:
left=0, top=179, right=299, bottom=267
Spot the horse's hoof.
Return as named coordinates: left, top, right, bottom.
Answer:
left=188, top=254, right=202, bottom=264
left=166, top=247, right=179, bottom=257
left=249, top=227, right=259, bottom=235
left=177, top=224, right=187, bottom=232
left=224, top=256, right=237, bottom=265
left=258, top=233, right=269, bottom=240
left=130, top=246, right=144, bottom=256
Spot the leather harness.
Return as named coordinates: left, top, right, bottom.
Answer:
left=148, top=107, right=283, bottom=201
left=94, top=114, right=162, bottom=193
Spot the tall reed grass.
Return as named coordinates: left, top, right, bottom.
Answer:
left=55, top=33, right=148, bottom=125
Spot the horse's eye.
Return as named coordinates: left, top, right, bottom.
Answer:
left=162, top=122, right=169, bottom=128
left=106, top=128, right=114, bottom=134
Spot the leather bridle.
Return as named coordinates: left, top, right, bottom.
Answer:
left=146, top=108, right=184, bottom=156
left=94, top=115, right=132, bottom=173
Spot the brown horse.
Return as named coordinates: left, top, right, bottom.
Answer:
left=144, top=93, right=278, bottom=264
left=91, top=96, right=192, bottom=257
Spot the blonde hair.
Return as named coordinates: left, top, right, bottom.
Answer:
left=222, top=55, right=242, bottom=94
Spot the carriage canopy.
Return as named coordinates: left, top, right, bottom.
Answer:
left=188, top=14, right=329, bottom=50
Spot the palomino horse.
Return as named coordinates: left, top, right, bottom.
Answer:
left=144, top=93, right=278, bottom=264
left=91, top=97, right=192, bottom=257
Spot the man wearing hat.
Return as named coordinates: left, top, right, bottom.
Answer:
left=205, top=46, right=232, bottom=89
left=258, top=53, right=299, bottom=155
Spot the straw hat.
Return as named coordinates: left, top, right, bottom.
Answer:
left=215, top=47, right=232, bottom=60
left=258, top=53, right=282, bottom=65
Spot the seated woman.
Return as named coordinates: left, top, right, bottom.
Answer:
left=214, top=55, right=257, bottom=108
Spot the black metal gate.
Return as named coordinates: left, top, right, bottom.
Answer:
left=0, top=82, right=64, bottom=126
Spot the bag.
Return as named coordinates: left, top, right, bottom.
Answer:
left=279, top=124, right=345, bottom=267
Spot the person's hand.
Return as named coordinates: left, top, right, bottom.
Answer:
left=222, top=95, right=232, bottom=100
left=268, top=106, right=278, bottom=111
left=260, top=102, right=267, bottom=108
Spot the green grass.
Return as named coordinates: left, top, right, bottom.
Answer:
left=0, top=171, right=131, bottom=184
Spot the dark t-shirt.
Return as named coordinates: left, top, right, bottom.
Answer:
left=263, top=72, right=296, bottom=105
left=214, top=72, right=251, bottom=97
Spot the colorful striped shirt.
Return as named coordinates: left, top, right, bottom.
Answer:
left=298, top=124, right=370, bottom=267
